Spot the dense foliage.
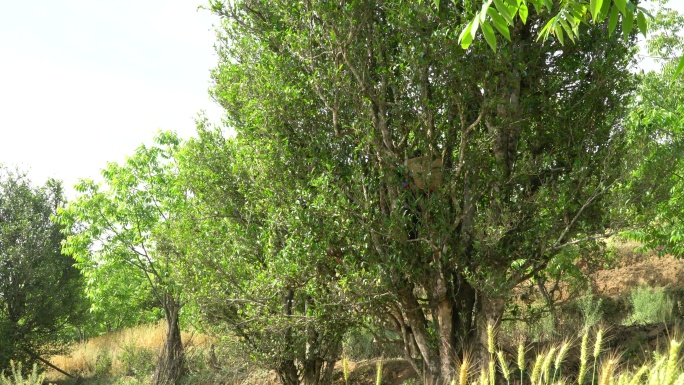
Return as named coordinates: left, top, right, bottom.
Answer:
left=5, top=2, right=684, bottom=385
left=0, top=169, right=84, bottom=369
left=204, top=0, right=641, bottom=383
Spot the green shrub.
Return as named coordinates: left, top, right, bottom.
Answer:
left=343, top=328, right=381, bottom=361
left=626, top=286, right=674, bottom=325
left=0, top=361, right=49, bottom=385
left=118, top=345, right=156, bottom=377
left=343, top=328, right=402, bottom=361
left=94, top=351, right=112, bottom=378
left=576, top=293, right=603, bottom=331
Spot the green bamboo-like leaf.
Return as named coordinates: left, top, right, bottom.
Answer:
left=481, top=21, right=497, bottom=50
left=530, top=0, right=543, bottom=14
left=518, top=2, right=529, bottom=23
left=598, top=0, right=611, bottom=21
left=433, top=0, right=440, bottom=9
left=488, top=7, right=512, bottom=40
left=471, top=16, right=480, bottom=39
left=480, top=0, right=492, bottom=22
left=622, top=8, right=634, bottom=40
left=608, top=6, right=619, bottom=36
left=636, top=12, right=648, bottom=37
left=675, top=56, right=684, bottom=77
left=555, top=24, right=565, bottom=45
left=558, top=18, right=576, bottom=43
left=590, top=0, right=603, bottom=23
left=493, top=0, right=514, bottom=24
left=614, top=0, right=627, bottom=14
left=538, top=16, right=555, bottom=41
left=459, top=20, right=474, bottom=49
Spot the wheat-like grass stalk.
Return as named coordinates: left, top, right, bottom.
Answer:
left=487, top=322, right=496, bottom=355
left=674, top=373, right=684, bottom=385
left=665, top=339, right=682, bottom=385
left=542, top=346, right=558, bottom=384
left=489, top=359, right=496, bottom=385
left=342, top=354, right=350, bottom=385
left=497, top=350, right=511, bottom=385
left=647, top=355, right=666, bottom=385
left=480, top=366, right=488, bottom=385
left=592, top=327, right=604, bottom=385
left=458, top=353, right=471, bottom=385
left=627, top=364, right=649, bottom=385
left=517, top=342, right=526, bottom=384
left=531, top=353, right=544, bottom=385
left=579, top=332, right=590, bottom=385
left=375, top=357, right=383, bottom=385
left=598, top=357, right=616, bottom=385
left=555, top=339, right=572, bottom=381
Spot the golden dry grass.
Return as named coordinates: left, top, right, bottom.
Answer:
left=45, top=321, right=211, bottom=381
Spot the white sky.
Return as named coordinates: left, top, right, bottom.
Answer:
left=0, top=1, right=683, bottom=197
left=0, top=1, right=222, bottom=195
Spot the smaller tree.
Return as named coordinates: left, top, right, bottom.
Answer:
left=58, top=132, right=187, bottom=385
left=0, top=168, right=85, bottom=369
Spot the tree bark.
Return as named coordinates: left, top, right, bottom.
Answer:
left=152, top=294, right=185, bottom=385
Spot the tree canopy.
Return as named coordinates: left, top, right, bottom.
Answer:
left=206, top=0, right=641, bottom=383
left=0, top=168, right=84, bottom=369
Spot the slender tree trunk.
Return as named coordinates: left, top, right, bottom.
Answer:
left=152, top=295, right=185, bottom=385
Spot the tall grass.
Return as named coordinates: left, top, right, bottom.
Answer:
left=454, top=326, right=684, bottom=385
left=45, top=321, right=210, bottom=382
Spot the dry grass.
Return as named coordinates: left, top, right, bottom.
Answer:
left=45, top=321, right=211, bottom=382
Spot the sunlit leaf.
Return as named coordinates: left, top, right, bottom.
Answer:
left=481, top=21, right=497, bottom=50
left=459, top=20, right=474, bottom=49
left=622, top=8, right=634, bottom=40
left=636, top=11, right=648, bottom=37
left=608, top=6, right=619, bottom=36
left=590, top=0, right=603, bottom=23
left=518, top=2, right=528, bottom=23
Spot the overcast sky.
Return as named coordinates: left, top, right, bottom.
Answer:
left=1, top=1, right=683, bottom=197
left=0, top=1, right=222, bottom=195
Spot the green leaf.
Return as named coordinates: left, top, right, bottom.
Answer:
left=614, top=0, right=627, bottom=14
left=481, top=21, right=497, bottom=51
left=636, top=11, right=648, bottom=37
left=590, top=0, right=602, bottom=23
left=471, top=16, right=480, bottom=39
left=433, top=0, right=440, bottom=9
left=459, top=20, right=474, bottom=49
left=538, top=16, right=555, bottom=41
left=488, top=7, right=512, bottom=40
left=480, top=0, right=493, bottom=22
left=559, top=18, right=576, bottom=43
left=622, top=8, right=634, bottom=40
left=518, top=2, right=528, bottom=23
left=493, top=0, right=514, bottom=24
left=608, top=6, right=619, bottom=36
left=555, top=25, right=565, bottom=45
left=598, top=0, right=611, bottom=22
left=675, top=56, right=684, bottom=77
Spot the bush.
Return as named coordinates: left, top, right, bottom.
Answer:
left=626, top=286, right=674, bottom=325
left=118, top=345, right=156, bottom=377
left=576, top=293, right=603, bottom=331
left=0, top=361, right=49, bottom=385
left=94, top=351, right=112, bottom=378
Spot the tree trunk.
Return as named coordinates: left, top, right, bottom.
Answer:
left=152, top=295, right=185, bottom=385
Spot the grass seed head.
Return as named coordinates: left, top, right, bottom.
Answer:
left=594, top=328, right=604, bottom=359
left=497, top=350, right=510, bottom=382
left=517, top=342, right=526, bottom=373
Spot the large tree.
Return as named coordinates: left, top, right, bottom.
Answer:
left=168, top=122, right=354, bottom=385
left=0, top=168, right=84, bottom=369
left=58, top=133, right=187, bottom=385
left=208, top=1, right=639, bottom=384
